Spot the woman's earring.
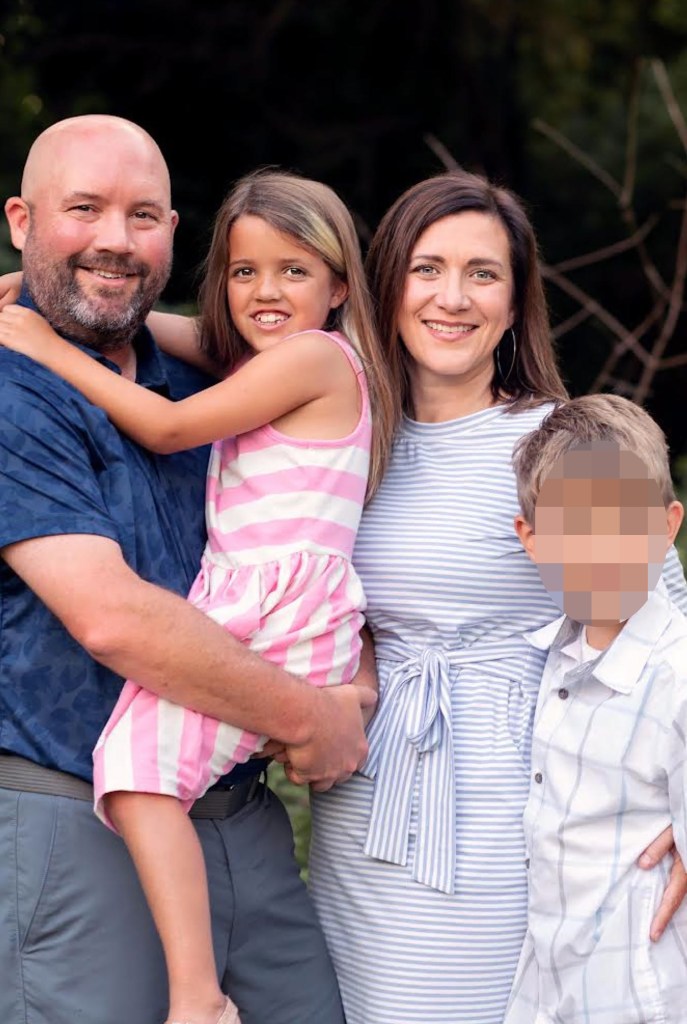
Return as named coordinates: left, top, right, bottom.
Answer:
left=495, top=328, right=517, bottom=385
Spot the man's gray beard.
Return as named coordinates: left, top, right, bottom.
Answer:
left=23, top=248, right=172, bottom=354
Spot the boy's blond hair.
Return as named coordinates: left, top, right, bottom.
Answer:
left=513, top=394, right=676, bottom=524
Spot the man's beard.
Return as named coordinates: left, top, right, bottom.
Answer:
left=23, top=239, right=172, bottom=353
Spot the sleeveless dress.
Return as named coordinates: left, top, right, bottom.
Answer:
left=92, top=330, right=371, bottom=821
left=307, top=403, right=687, bottom=1024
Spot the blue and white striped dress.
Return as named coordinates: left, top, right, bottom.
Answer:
left=307, top=403, right=687, bottom=1024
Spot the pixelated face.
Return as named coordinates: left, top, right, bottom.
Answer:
left=530, top=442, right=668, bottom=624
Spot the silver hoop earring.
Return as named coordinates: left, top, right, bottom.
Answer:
left=495, top=328, right=517, bottom=385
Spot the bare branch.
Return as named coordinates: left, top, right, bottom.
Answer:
left=551, top=306, right=592, bottom=340
left=551, top=215, right=658, bottom=274
left=660, top=352, right=687, bottom=369
left=589, top=300, right=666, bottom=393
left=652, top=59, right=687, bottom=156
left=620, top=60, right=643, bottom=209
left=532, top=119, right=621, bottom=198
left=541, top=264, right=651, bottom=365
left=423, top=134, right=462, bottom=171
left=635, top=196, right=687, bottom=402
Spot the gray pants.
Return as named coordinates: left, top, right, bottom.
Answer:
left=0, top=783, right=345, bottom=1024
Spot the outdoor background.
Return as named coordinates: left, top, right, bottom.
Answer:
left=1, top=0, right=686, bottom=871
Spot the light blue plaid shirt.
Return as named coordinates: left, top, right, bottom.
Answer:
left=505, top=580, right=687, bottom=1024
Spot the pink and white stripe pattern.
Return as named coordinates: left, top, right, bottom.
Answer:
left=93, top=330, right=371, bottom=824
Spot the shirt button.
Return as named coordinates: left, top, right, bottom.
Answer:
left=558, top=688, right=569, bottom=700
left=525, top=857, right=530, bottom=869
left=534, top=771, right=543, bottom=784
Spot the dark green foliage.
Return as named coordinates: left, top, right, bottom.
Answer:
left=0, top=0, right=685, bottom=459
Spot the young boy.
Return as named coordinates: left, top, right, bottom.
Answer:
left=505, top=393, right=687, bottom=1023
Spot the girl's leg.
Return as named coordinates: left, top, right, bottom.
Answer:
left=105, top=790, right=237, bottom=1024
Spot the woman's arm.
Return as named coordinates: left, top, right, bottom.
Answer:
left=0, top=305, right=344, bottom=453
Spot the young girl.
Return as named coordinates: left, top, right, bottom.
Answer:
left=0, top=169, right=396, bottom=1024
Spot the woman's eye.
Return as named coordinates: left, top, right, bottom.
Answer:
left=410, top=264, right=438, bottom=276
left=285, top=266, right=306, bottom=277
left=232, top=267, right=253, bottom=278
left=472, top=269, right=496, bottom=281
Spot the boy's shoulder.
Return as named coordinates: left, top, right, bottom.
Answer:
left=654, top=597, right=687, bottom=676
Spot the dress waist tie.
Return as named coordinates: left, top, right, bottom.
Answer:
left=360, top=637, right=526, bottom=895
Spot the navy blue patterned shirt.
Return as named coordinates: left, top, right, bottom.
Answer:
left=0, top=290, right=263, bottom=784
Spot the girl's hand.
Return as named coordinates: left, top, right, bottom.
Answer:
left=0, top=270, right=23, bottom=309
left=0, top=304, right=65, bottom=361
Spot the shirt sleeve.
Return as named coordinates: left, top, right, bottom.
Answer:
left=662, top=545, right=687, bottom=614
left=0, top=361, right=121, bottom=549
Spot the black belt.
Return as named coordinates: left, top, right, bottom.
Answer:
left=0, top=754, right=264, bottom=819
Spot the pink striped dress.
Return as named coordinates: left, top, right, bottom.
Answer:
left=92, top=330, right=371, bottom=823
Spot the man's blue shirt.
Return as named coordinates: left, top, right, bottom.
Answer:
left=0, top=292, right=262, bottom=783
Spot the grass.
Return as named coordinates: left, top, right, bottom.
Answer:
left=267, top=762, right=312, bottom=879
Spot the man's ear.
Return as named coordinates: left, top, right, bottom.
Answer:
left=514, top=514, right=536, bottom=560
left=4, top=197, right=31, bottom=251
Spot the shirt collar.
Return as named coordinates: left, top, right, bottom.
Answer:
left=18, top=286, right=170, bottom=396
left=525, top=579, right=674, bottom=694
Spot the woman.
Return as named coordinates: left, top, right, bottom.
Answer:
left=306, top=169, right=687, bottom=1024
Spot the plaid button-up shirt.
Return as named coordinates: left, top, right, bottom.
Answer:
left=505, top=581, right=687, bottom=1024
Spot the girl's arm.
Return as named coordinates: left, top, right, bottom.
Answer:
left=0, top=270, right=23, bottom=309
left=0, top=268, right=216, bottom=375
left=0, top=304, right=345, bottom=454
left=146, top=310, right=221, bottom=376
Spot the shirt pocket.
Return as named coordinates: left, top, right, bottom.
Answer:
left=569, top=874, right=667, bottom=1024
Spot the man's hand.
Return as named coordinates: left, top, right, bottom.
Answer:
left=638, top=825, right=687, bottom=941
left=351, top=626, right=379, bottom=729
left=283, top=684, right=377, bottom=792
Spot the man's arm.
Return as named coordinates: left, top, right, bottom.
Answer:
left=3, top=532, right=375, bottom=787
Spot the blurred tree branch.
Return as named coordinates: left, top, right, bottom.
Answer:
left=534, top=58, right=687, bottom=403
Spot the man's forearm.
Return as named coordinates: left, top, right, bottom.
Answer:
left=4, top=531, right=372, bottom=784
left=84, top=574, right=317, bottom=745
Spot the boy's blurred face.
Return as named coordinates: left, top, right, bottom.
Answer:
left=517, top=441, right=679, bottom=625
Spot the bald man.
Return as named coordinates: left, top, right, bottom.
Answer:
left=0, top=116, right=368, bottom=1024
